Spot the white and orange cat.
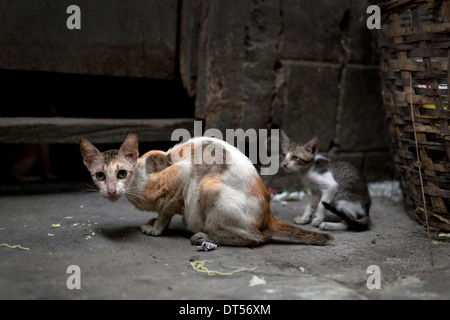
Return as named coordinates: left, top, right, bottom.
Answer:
left=80, top=132, right=331, bottom=247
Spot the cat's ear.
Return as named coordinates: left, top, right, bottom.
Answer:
left=304, top=136, right=321, bottom=156
left=119, top=132, right=139, bottom=165
left=280, top=130, right=292, bottom=151
left=80, top=138, right=101, bottom=171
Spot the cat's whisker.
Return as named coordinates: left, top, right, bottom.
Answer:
left=79, top=191, right=101, bottom=200
left=124, top=192, right=145, bottom=207
left=79, top=189, right=98, bottom=196
left=79, top=188, right=98, bottom=194
left=80, top=182, right=98, bottom=192
left=124, top=189, right=146, bottom=201
left=125, top=186, right=145, bottom=196
left=78, top=183, right=102, bottom=200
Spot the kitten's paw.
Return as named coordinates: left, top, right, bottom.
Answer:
left=311, top=217, right=324, bottom=227
left=319, top=222, right=348, bottom=231
left=293, top=215, right=311, bottom=225
left=318, top=222, right=328, bottom=230
left=190, top=232, right=211, bottom=246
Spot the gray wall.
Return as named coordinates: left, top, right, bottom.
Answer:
left=184, top=0, right=393, bottom=188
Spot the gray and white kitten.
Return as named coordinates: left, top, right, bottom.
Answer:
left=281, top=131, right=371, bottom=231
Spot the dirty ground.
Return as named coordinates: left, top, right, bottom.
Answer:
left=0, top=190, right=449, bottom=300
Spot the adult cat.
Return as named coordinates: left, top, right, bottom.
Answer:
left=80, top=132, right=331, bottom=246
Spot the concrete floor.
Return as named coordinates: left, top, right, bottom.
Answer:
left=0, top=190, right=449, bottom=300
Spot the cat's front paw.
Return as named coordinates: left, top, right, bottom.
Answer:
left=311, top=217, right=324, bottom=227
left=190, top=232, right=212, bottom=246
left=318, top=222, right=328, bottom=230
left=293, top=215, right=311, bottom=225
left=141, top=219, right=162, bottom=236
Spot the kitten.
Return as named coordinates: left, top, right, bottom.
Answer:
left=80, top=132, right=332, bottom=246
left=281, top=131, right=371, bottom=231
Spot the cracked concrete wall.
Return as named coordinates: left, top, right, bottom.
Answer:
left=185, top=0, right=393, bottom=188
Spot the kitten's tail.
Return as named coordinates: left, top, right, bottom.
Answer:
left=322, top=201, right=371, bottom=231
left=267, top=218, right=332, bottom=245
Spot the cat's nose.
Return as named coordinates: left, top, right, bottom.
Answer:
left=282, top=162, right=287, bottom=168
left=107, top=189, right=116, bottom=195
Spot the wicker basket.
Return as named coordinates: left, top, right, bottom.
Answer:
left=375, top=0, right=450, bottom=232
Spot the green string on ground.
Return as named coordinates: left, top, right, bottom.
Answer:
left=190, top=260, right=257, bottom=276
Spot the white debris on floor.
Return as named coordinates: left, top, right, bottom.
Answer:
left=248, top=275, right=266, bottom=287
left=272, top=191, right=306, bottom=206
left=368, top=180, right=403, bottom=202
left=272, top=191, right=306, bottom=202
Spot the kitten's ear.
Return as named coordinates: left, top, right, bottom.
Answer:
left=280, top=130, right=292, bottom=151
left=119, top=132, right=139, bottom=165
left=80, top=138, right=101, bottom=170
left=304, top=136, right=321, bottom=156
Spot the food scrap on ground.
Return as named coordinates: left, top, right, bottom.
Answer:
left=190, top=260, right=257, bottom=276
left=0, top=243, right=30, bottom=251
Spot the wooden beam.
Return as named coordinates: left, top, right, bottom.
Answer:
left=0, top=117, right=196, bottom=144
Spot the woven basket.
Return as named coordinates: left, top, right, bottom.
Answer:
left=375, top=0, right=450, bottom=232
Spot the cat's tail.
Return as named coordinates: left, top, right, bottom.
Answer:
left=322, top=201, right=371, bottom=231
left=267, top=218, right=332, bottom=245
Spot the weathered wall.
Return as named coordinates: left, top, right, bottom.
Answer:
left=183, top=0, right=393, bottom=187
left=0, top=0, right=177, bottom=79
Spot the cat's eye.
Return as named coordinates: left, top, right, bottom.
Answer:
left=292, top=155, right=299, bottom=161
left=117, top=170, right=128, bottom=179
left=282, top=153, right=286, bottom=158
left=95, top=172, right=105, bottom=181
